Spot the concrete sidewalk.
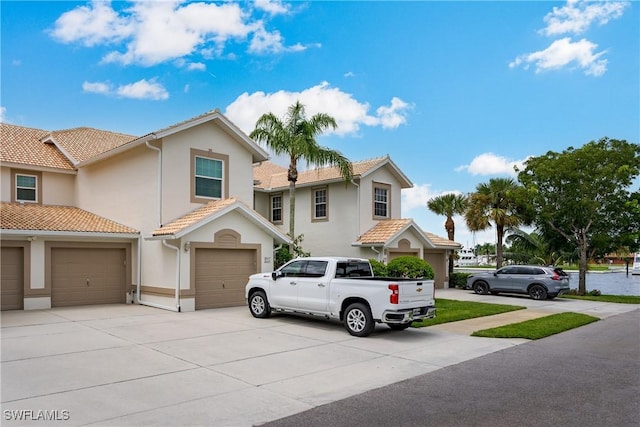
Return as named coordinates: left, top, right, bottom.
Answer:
left=1, top=289, right=637, bottom=426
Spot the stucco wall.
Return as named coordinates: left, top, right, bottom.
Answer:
left=42, top=172, right=75, bottom=205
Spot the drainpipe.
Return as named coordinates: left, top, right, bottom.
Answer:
left=371, top=246, right=381, bottom=262
left=162, top=240, right=181, bottom=312
left=135, top=138, right=180, bottom=312
left=351, top=179, right=360, bottom=238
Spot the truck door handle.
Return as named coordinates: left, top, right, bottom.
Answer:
left=289, top=281, right=297, bottom=285
left=317, top=284, right=325, bottom=287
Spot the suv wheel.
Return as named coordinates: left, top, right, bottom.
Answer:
left=528, top=284, right=548, bottom=300
left=473, top=280, right=490, bottom=295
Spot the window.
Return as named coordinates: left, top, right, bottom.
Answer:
left=312, top=187, right=328, bottom=221
left=279, top=260, right=328, bottom=278
left=373, top=183, right=390, bottom=218
left=271, top=194, right=283, bottom=223
left=336, top=261, right=373, bottom=278
left=190, top=149, right=228, bottom=203
left=15, top=173, right=37, bottom=202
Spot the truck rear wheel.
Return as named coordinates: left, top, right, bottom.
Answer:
left=249, top=291, right=271, bottom=318
left=344, top=303, right=374, bottom=337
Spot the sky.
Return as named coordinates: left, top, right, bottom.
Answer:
left=2, top=0, right=638, bottom=248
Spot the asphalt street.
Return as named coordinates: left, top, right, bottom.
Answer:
left=262, top=309, right=640, bottom=427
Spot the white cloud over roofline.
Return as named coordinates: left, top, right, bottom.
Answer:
left=224, top=81, right=413, bottom=136
left=456, top=152, right=529, bottom=176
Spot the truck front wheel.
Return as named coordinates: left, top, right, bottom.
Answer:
left=344, top=303, right=374, bottom=337
left=249, top=291, right=271, bottom=318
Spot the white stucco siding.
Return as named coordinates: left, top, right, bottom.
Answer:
left=161, top=123, right=255, bottom=223
left=358, top=167, right=404, bottom=235
left=290, top=183, right=361, bottom=257
left=253, top=191, right=269, bottom=218
left=42, top=172, right=75, bottom=206
left=76, top=144, right=158, bottom=233
left=1, top=167, right=11, bottom=202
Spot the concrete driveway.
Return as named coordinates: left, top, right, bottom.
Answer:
left=1, top=289, right=637, bottom=426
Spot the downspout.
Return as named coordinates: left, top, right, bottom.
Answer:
left=162, top=240, right=181, bottom=312
left=351, top=179, right=360, bottom=238
left=371, top=246, right=381, bottom=262
left=136, top=138, right=180, bottom=312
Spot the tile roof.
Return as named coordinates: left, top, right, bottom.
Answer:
left=152, top=197, right=240, bottom=237
left=424, top=231, right=461, bottom=249
left=46, top=127, right=137, bottom=164
left=357, top=219, right=413, bottom=245
left=253, top=156, right=389, bottom=190
left=1, top=123, right=137, bottom=169
left=357, top=219, right=461, bottom=249
left=1, top=123, right=75, bottom=170
left=0, top=203, right=138, bottom=234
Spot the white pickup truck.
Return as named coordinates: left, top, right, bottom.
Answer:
left=245, top=257, right=436, bottom=337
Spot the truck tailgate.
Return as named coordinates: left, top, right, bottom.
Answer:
left=396, top=280, right=434, bottom=304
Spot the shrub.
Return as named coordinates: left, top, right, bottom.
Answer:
left=386, top=256, right=434, bottom=279
left=450, top=272, right=471, bottom=288
left=369, top=259, right=387, bottom=277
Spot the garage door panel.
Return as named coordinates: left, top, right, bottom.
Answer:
left=1, top=247, right=24, bottom=310
left=51, top=248, right=126, bottom=307
left=195, top=248, right=256, bottom=309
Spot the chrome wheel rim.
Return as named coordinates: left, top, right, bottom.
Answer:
left=346, top=309, right=366, bottom=332
left=251, top=295, right=265, bottom=314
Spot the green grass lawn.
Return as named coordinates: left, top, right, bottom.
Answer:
left=561, top=294, right=640, bottom=304
left=411, top=299, right=525, bottom=328
left=471, top=312, right=599, bottom=340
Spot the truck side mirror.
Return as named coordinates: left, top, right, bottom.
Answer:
left=272, top=271, right=283, bottom=280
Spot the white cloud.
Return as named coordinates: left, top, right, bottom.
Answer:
left=186, top=62, right=206, bottom=71
left=540, top=0, right=629, bottom=36
left=116, top=79, right=169, bottom=100
left=254, top=0, right=291, bottom=16
left=402, top=185, right=461, bottom=211
left=224, top=81, right=412, bottom=136
left=83, top=78, right=168, bottom=100
left=510, top=37, right=608, bottom=76
left=456, top=152, right=529, bottom=176
left=83, top=81, right=112, bottom=95
left=50, top=0, right=313, bottom=66
left=0, top=106, right=6, bottom=122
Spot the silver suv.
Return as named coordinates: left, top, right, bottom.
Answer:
left=466, top=265, right=570, bottom=300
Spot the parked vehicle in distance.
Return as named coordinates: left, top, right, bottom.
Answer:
left=466, top=265, right=570, bottom=300
left=632, top=253, right=640, bottom=275
left=245, top=257, right=436, bottom=337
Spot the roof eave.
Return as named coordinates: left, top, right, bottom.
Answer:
left=0, top=229, right=140, bottom=239
left=0, top=161, right=77, bottom=174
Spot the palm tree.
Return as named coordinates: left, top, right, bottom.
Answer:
left=427, top=193, right=468, bottom=274
left=505, top=227, right=564, bottom=266
left=250, top=101, right=353, bottom=250
left=464, top=178, right=525, bottom=268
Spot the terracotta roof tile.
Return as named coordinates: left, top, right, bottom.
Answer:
left=424, top=231, right=461, bottom=249
left=1, top=123, right=75, bottom=170
left=48, top=127, right=137, bottom=163
left=253, top=156, right=388, bottom=190
left=0, top=203, right=138, bottom=234
left=152, top=198, right=239, bottom=236
left=358, top=219, right=413, bottom=245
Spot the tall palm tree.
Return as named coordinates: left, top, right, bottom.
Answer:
left=250, top=101, right=353, bottom=250
left=427, top=193, right=468, bottom=274
left=464, top=178, right=525, bottom=268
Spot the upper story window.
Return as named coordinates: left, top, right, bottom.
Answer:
left=12, top=170, right=41, bottom=204
left=373, top=182, right=390, bottom=219
left=312, top=187, right=328, bottom=221
left=191, top=149, right=229, bottom=204
left=271, top=194, right=283, bottom=224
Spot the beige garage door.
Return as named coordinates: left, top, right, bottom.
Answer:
left=1, top=246, right=24, bottom=310
left=195, top=248, right=257, bottom=309
left=51, top=248, right=126, bottom=307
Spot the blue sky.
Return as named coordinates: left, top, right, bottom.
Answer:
left=2, top=0, right=638, bottom=248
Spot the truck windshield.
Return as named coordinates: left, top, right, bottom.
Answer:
left=335, top=261, right=373, bottom=278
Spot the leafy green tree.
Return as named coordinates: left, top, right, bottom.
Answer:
left=517, top=138, right=640, bottom=294
left=251, top=101, right=353, bottom=250
left=427, top=193, right=468, bottom=274
left=505, top=228, right=564, bottom=266
left=464, top=178, right=527, bottom=268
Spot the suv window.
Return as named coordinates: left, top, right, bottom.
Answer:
left=497, top=266, right=518, bottom=275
